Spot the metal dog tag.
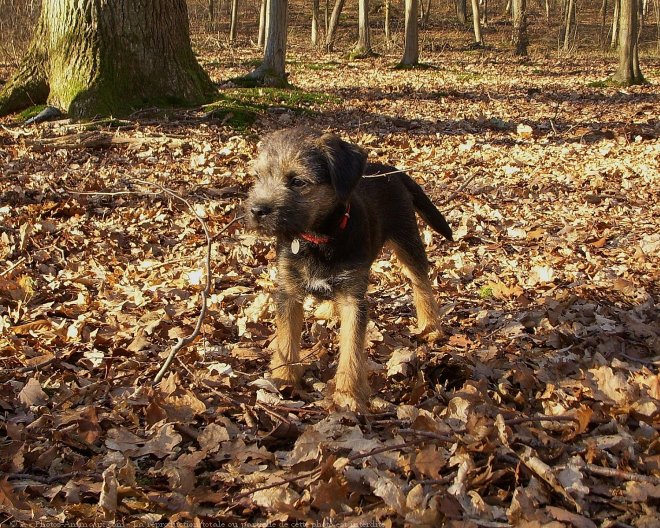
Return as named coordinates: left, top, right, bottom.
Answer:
left=291, top=238, right=300, bottom=254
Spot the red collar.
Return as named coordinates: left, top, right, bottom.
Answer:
left=299, top=203, right=351, bottom=246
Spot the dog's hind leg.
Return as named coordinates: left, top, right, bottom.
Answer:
left=390, top=235, right=442, bottom=337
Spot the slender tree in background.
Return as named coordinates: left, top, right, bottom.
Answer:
left=421, top=0, right=432, bottom=26
left=512, top=0, right=528, bottom=55
left=481, top=0, right=489, bottom=26
left=613, top=0, right=645, bottom=83
left=325, top=0, right=346, bottom=52
left=248, top=0, right=288, bottom=86
left=258, top=0, right=267, bottom=48
left=471, top=0, right=485, bottom=45
left=399, top=0, right=419, bottom=66
left=312, top=0, right=320, bottom=45
left=229, top=0, right=239, bottom=42
left=355, top=0, right=373, bottom=56
left=456, top=0, right=468, bottom=24
left=562, top=0, right=577, bottom=51
left=0, top=0, right=215, bottom=118
left=384, top=0, right=391, bottom=47
left=611, top=0, right=620, bottom=47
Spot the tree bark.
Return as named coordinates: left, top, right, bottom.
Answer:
left=325, top=0, right=346, bottom=52
left=229, top=0, right=239, bottom=42
left=384, top=0, right=391, bottom=47
left=613, top=0, right=645, bottom=83
left=421, top=0, right=432, bottom=26
left=0, top=0, right=216, bottom=119
left=600, top=0, right=608, bottom=45
left=512, top=0, right=528, bottom=55
left=456, top=0, right=468, bottom=24
left=471, top=0, right=484, bottom=45
left=258, top=0, right=267, bottom=49
left=312, top=0, right=320, bottom=45
left=562, top=0, right=577, bottom=51
left=611, top=0, right=620, bottom=48
left=355, top=0, right=373, bottom=56
left=249, top=0, right=288, bottom=86
left=480, top=0, right=489, bottom=26
left=400, top=0, right=419, bottom=66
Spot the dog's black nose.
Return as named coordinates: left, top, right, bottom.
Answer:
left=251, top=204, right=272, bottom=218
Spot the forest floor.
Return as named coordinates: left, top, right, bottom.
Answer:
left=1, top=24, right=660, bottom=527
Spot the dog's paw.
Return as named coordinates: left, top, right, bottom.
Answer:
left=269, top=363, right=303, bottom=387
left=332, top=390, right=368, bottom=413
left=414, top=320, right=445, bottom=342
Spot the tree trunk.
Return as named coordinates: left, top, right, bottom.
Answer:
left=481, top=0, right=489, bottom=26
left=599, top=0, right=608, bottom=45
left=258, top=0, right=267, bottom=49
left=456, top=0, right=468, bottom=24
left=471, top=0, right=484, bottom=45
left=208, top=0, right=215, bottom=22
left=545, top=0, right=551, bottom=22
left=312, top=0, right=320, bottom=45
left=611, top=0, right=620, bottom=48
left=512, top=0, right=528, bottom=55
left=400, top=0, right=419, bottom=66
left=355, top=0, right=373, bottom=56
left=421, top=0, right=432, bottom=25
left=613, top=0, right=645, bottom=83
left=384, top=0, right=391, bottom=46
left=249, top=0, right=288, bottom=86
left=563, top=0, right=576, bottom=51
left=0, top=0, right=215, bottom=119
left=229, top=0, right=239, bottom=42
left=325, top=0, right=346, bottom=52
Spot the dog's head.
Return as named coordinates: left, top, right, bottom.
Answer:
left=245, top=127, right=367, bottom=237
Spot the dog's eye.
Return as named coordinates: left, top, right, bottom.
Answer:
left=289, top=177, right=307, bottom=189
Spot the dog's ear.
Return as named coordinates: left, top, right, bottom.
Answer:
left=318, top=133, right=367, bottom=202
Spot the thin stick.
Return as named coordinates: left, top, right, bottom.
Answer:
left=582, top=463, right=660, bottom=485
left=436, top=170, right=480, bottom=206
left=235, top=438, right=427, bottom=500
left=125, top=177, right=213, bottom=385
left=0, top=257, right=26, bottom=277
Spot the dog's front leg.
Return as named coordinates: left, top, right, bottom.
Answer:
left=270, top=291, right=304, bottom=386
left=333, top=294, right=369, bottom=412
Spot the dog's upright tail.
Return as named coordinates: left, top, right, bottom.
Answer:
left=401, top=175, right=453, bottom=241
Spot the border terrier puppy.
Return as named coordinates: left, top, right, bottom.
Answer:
left=246, top=127, right=452, bottom=412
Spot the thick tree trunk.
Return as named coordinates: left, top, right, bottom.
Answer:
left=0, top=0, right=215, bottom=119
left=258, top=0, right=267, bottom=48
left=512, top=0, right=528, bottom=55
left=229, top=0, right=239, bottom=42
left=325, top=0, right=346, bottom=52
left=456, top=0, right=468, bottom=24
left=613, top=0, right=645, bottom=83
left=249, top=0, right=288, bottom=86
left=471, top=0, right=485, bottom=45
left=400, top=0, right=419, bottom=66
left=312, top=0, right=320, bottom=45
left=355, top=0, right=373, bottom=56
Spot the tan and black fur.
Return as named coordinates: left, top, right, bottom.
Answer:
left=246, top=127, right=452, bottom=411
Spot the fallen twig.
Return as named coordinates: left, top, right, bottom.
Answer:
left=125, top=178, right=213, bottom=385
left=0, top=257, right=26, bottom=277
left=581, top=463, right=660, bottom=485
left=235, top=438, right=427, bottom=500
